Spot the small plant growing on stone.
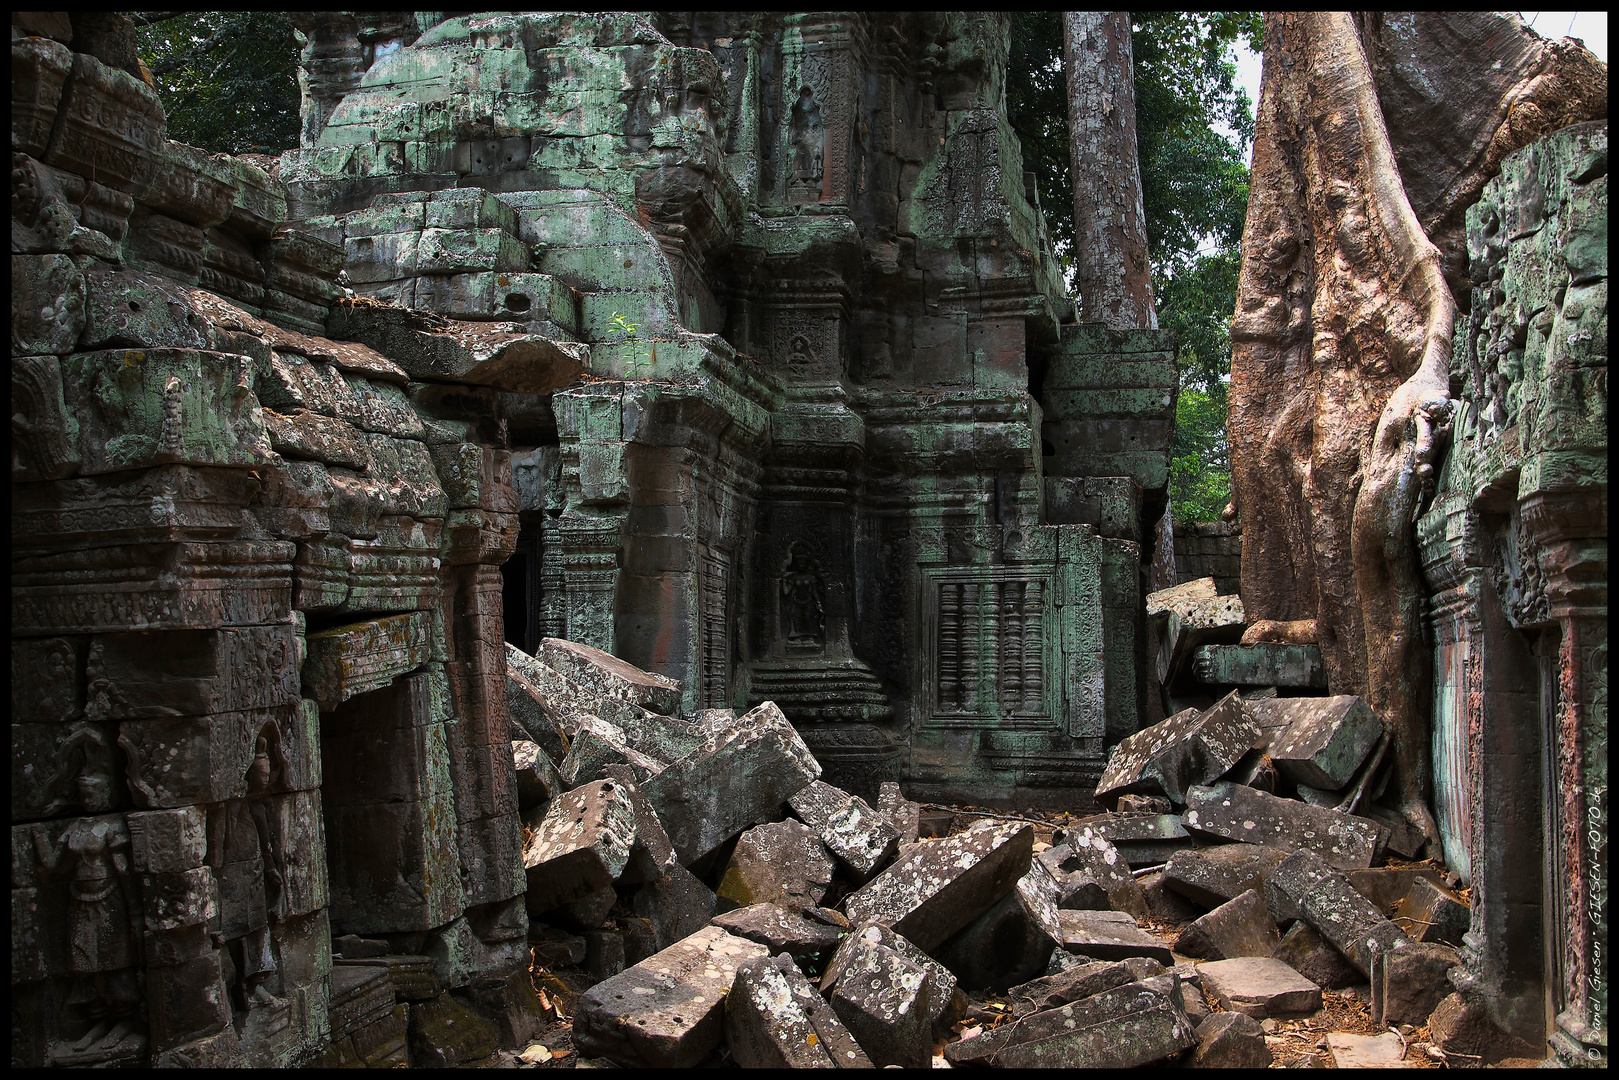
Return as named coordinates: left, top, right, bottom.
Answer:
left=611, top=310, right=654, bottom=378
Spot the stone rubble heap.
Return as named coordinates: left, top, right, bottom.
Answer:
left=498, top=625, right=1482, bottom=1069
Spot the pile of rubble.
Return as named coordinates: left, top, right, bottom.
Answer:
left=476, top=619, right=1486, bottom=1069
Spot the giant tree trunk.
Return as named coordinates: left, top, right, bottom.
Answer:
left=1063, top=11, right=1156, bottom=329
left=1229, top=12, right=1605, bottom=852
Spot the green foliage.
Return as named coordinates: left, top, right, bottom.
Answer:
left=1170, top=384, right=1232, bottom=523
left=1006, top=11, right=1257, bottom=523
left=132, top=12, right=300, bottom=154
left=611, top=311, right=655, bottom=378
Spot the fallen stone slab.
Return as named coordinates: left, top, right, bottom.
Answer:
left=934, top=856, right=1063, bottom=991
left=715, top=819, right=834, bottom=913
left=599, top=765, right=677, bottom=886
left=821, top=921, right=960, bottom=1035
left=505, top=643, right=570, bottom=760
left=1063, top=813, right=1196, bottom=867
left=725, top=952, right=871, bottom=1068
left=1055, top=909, right=1174, bottom=965
left=1265, top=696, right=1384, bottom=790
left=1041, top=823, right=1149, bottom=919
left=571, top=925, right=769, bottom=1068
left=1266, top=849, right=1410, bottom=977
left=1392, top=877, right=1470, bottom=946
left=1426, top=991, right=1543, bottom=1063
left=823, top=934, right=933, bottom=1068
left=876, top=781, right=921, bottom=843
left=1154, top=590, right=1246, bottom=686
left=710, top=904, right=842, bottom=956
left=641, top=701, right=820, bottom=866
left=1147, top=576, right=1219, bottom=616
left=1272, top=922, right=1361, bottom=990
left=1373, top=941, right=1459, bottom=1027
left=992, top=975, right=1197, bottom=1068
left=1193, top=643, right=1328, bottom=689
left=512, top=740, right=564, bottom=812
left=1007, top=956, right=1165, bottom=1019
left=1327, top=1031, right=1415, bottom=1068
left=629, top=863, right=717, bottom=953
left=1116, top=793, right=1174, bottom=814
left=521, top=779, right=638, bottom=916
left=1049, top=867, right=1111, bottom=910
left=1096, top=692, right=1259, bottom=805
left=1164, top=843, right=1292, bottom=914
left=1183, top=781, right=1380, bottom=870
left=1347, top=865, right=1446, bottom=916
left=788, top=779, right=901, bottom=880
left=507, top=646, right=704, bottom=765
left=1362, top=802, right=1429, bottom=860
left=1174, top=888, right=1280, bottom=960
left=558, top=717, right=665, bottom=786
left=843, top=821, right=1033, bottom=952
left=1193, top=1010, right=1273, bottom=1068
left=546, top=883, right=618, bottom=932
left=1195, top=956, right=1321, bottom=1019
left=537, top=637, right=682, bottom=716
left=1138, top=870, right=1204, bottom=923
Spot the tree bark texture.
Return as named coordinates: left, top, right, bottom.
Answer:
left=1229, top=12, right=1605, bottom=851
left=1064, top=11, right=1156, bottom=329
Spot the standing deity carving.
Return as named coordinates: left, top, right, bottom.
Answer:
left=781, top=542, right=827, bottom=650
left=790, top=86, right=824, bottom=189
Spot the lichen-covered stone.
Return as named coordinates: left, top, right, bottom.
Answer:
left=1174, top=888, right=1280, bottom=960
left=992, top=975, right=1196, bottom=1068
left=571, top=925, right=769, bottom=1068
left=1163, top=843, right=1293, bottom=914
left=787, top=780, right=901, bottom=880
left=725, top=952, right=871, bottom=1068
left=641, top=701, right=820, bottom=866
left=822, top=921, right=960, bottom=1034
left=1265, top=849, right=1411, bottom=977
left=1195, top=957, right=1322, bottom=1019
left=715, top=819, right=835, bottom=913
left=824, top=935, right=933, bottom=1068
left=521, top=778, right=637, bottom=915
left=1054, top=909, right=1175, bottom=965
left=1041, top=823, right=1149, bottom=919
left=1264, top=696, right=1384, bottom=790
left=844, top=821, right=1033, bottom=952
left=1096, top=691, right=1259, bottom=805
left=710, top=904, right=843, bottom=957
left=1183, top=781, right=1380, bottom=870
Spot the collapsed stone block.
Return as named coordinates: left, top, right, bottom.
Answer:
left=1426, top=991, right=1543, bottom=1063
left=520, top=778, right=637, bottom=916
left=1193, top=642, right=1327, bottom=689
left=1271, top=922, right=1362, bottom=990
left=1007, top=956, right=1165, bottom=1018
left=571, top=925, right=769, bottom=1068
left=1055, top=909, right=1174, bottom=964
left=1138, top=870, right=1205, bottom=922
left=1347, top=864, right=1446, bottom=916
left=1116, top=793, right=1174, bottom=814
left=1265, top=695, right=1384, bottom=790
left=1095, top=691, right=1259, bottom=805
left=1163, top=843, right=1292, bottom=915
left=558, top=716, right=663, bottom=786
left=1174, top=888, right=1280, bottom=960
left=843, top=821, right=1033, bottom=952
left=1184, top=781, right=1380, bottom=870
left=537, top=636, right=682, bottom=716
left=1062, top=812, right=1196, bottom=866
left=629, top=863, right=718, bottom=953
left=1266, top=849, right=1410, bottom=977
left=1196, top=956, right=1322, bottom=1018
left=710, top=904, right=843, bottom=956
left=1325, top=1031, right=1412, bottom=1069
left=1041, top=823, right=1149, bottom=919
left=641, top=701, right=820, bottom=866
left=788, top=779, right=902, bottom=880
left=822, top=922, right=960, bottom=1036
left=715, top=819, right=834, bottom=912
left=725, top=952, right=871, bottom=1068
left=1373, top=941, right=1459, bottom=1027
left=510, top=740, right=563, bottom=812
left=934, top=855, right=1063, bottom=990
left=992, top=974, right=1196, bottom=1068
left=876, top=781, right=921, bottom=844
left=1193, top=1010, right=1273, bottom=1068
left=599, top=765, right=677, bottom=886
left=503, top=653, right=569, bottom=762
left=1392, top=876, right=1470, bottom=945
left=1152, top=585, right=1246, bottom=685
left=823, top=934, right=933, bottom=1068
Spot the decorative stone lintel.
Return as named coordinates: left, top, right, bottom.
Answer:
left=302, top=611, right=432, bottom=710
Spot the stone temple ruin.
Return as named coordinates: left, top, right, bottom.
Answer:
left=8, top=9, right=1607, bottom=1070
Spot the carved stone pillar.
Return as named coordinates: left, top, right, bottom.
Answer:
left=1524, top=490, right=1608, bottom=1067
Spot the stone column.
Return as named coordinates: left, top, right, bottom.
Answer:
left=1525, top=490, right=1608, bottom=1067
